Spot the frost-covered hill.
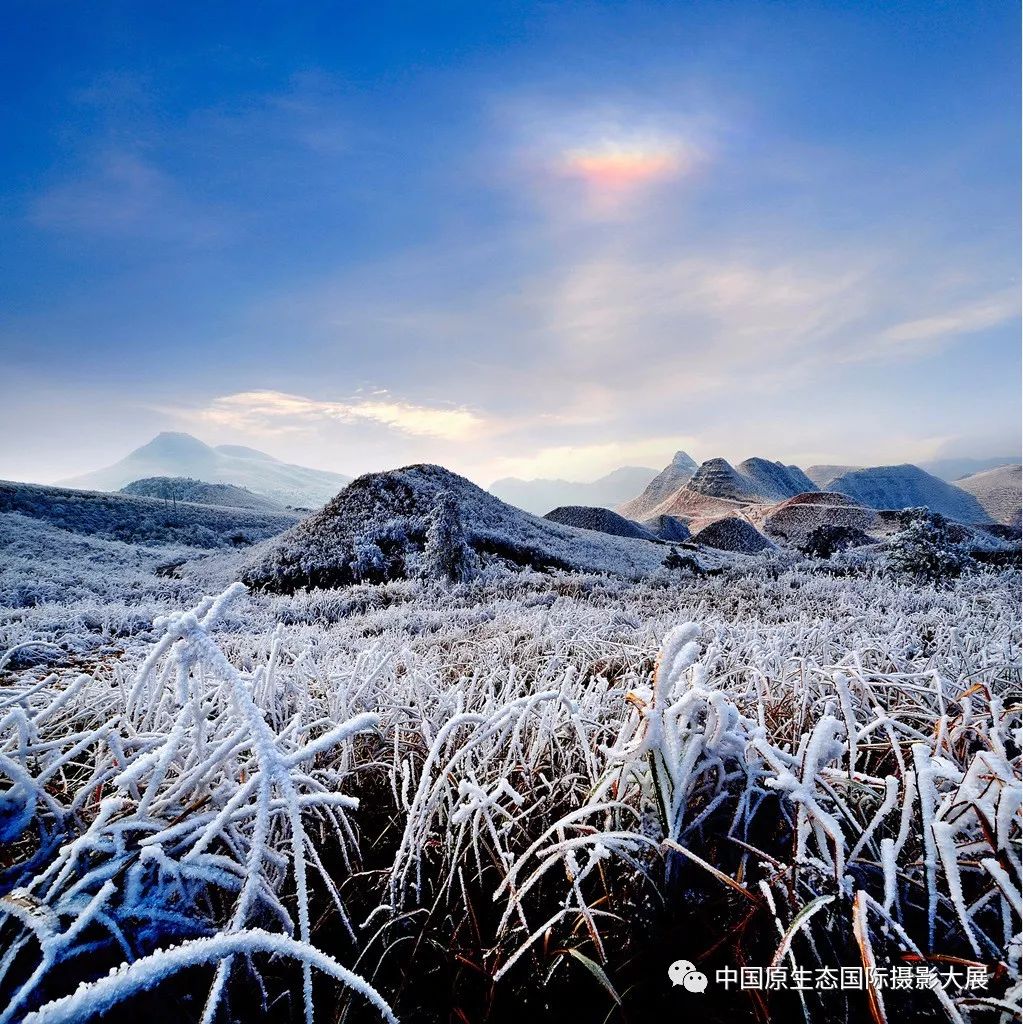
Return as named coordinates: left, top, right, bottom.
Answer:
left=691, top=516, right=772, bottom=553
left=59, top=432, right=350, bottom=508
left=736, top=458, right=818, bottom=501
left=489, top=465, right=657, bottom=516
left=121, top=476, right=285, bottom=511
left=243, top=464, right=674, bottom=592
left=617, top=451, right=698, bottom=519
left=758, top=492, right=878, bottom=545
left=954, top=464, right=1022, bottom=527
left=685, top=457, right=759, bottom=501
left=543, top=505, right=658, bottom=541
left=0, top=479, right=301, bottom=549
left=825, top=464, right=990, bottom=523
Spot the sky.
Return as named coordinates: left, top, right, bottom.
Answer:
left=0, top=0, right=1019, bottom=486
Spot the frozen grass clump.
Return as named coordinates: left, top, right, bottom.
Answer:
left=0, top=553, right=1019, bottom=1022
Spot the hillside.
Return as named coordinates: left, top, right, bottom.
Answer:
left=758, top=492, right=878, bottom=545
left=0, top=479, right=301, bottom=549
left=736, top=458, right=818, bottom=501
left=488, top=465, right=657, bottom=516
left=691, top=516, right=772, bottom=554
left=543, top=505, right=658, bottom=541
left=825, top=464, right=990, bottom=523
left=954, top=464, right=1022, bottom=527
left=59, top=432, right=350, bottom=508
left=121, top=476, right=284, bottom=511
left=617, top=451, right=698, bottom=519
left=243, top=464, right=672, bottom=592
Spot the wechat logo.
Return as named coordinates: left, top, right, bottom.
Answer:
left=668, top=959, right=708, bottom=993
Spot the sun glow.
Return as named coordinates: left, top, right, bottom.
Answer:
left=560, top=145, right=684, bottom=189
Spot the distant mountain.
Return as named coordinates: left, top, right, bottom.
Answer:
left=59, top=433, right=350, bottom=508
left=921, top=456, right=1023, bottom=482
left=805, top=465, right=861, bottom=488
left=825, top=464, right=990, bottom=523
left=639, top=456, right=819, bottom=524
left=617, top=451, right=699, bottom=519
left=121, top=476, right=284, bottom=511
left=808, top=456, right=1023, bottom=487
left=488, top=466, right=658, bottom=516
left=954, top=465, right=1021, bottom=527
left=243, top=464, right=668, bottom=592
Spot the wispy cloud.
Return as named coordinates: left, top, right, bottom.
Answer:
left=882, top=290, right=1019, bottom=346
left=189, top=389, right=486, bottom=441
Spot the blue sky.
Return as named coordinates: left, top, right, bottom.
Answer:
left=1, top=0, right=1019, bottom=484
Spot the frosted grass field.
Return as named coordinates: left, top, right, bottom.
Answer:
left=0, top=524, right=1019, bottom=1024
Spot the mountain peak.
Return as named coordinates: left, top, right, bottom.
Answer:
left=688, top=458, right=757, bottom=500
left=136, top=432, right=213, bottom=456
left=617, top=450, right=699, bottom=519
left=57, top=432, right=350, bottom=507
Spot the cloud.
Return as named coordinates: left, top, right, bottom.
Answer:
left=538, top=253, right=867, bottom=370
left=190, top=389, right=486, bottom=441
left=882, top=290, right=1019, bottom=346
